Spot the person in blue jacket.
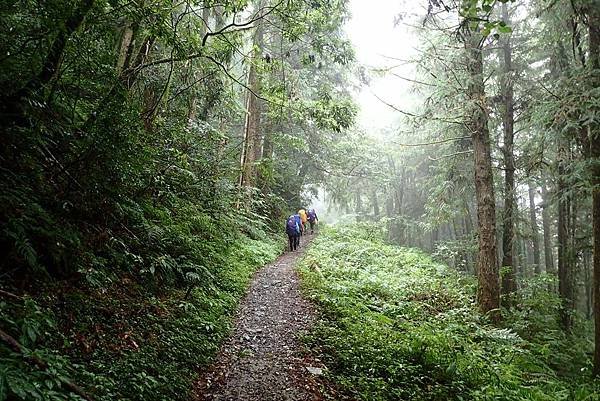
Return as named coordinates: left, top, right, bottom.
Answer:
left=293, top=213, right=302, bottom=249
left=285, top=214, right=300, bottom=251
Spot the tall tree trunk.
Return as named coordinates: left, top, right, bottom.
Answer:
left=186, top=6, right=212, bottom=127
left=528, top=181, right=542, bottom=273
left=571, top=188, right=579, bottom=301
left=386, top=192, right=394, bottom=217
left=541, top=180, right=555, bottom=275
left=431, top=227, right=439, bottom=251
left=464, top=201, right=474, bottom=236
left=523, top=230, right=532, bottom=275
left=585, top=249, right=592, bottom=320
left=239, top=64, right=260, bottom=187
left=557, top=136, right=574, bottom=331
left=262, top=132, right=273, bottom=159
left=116, top=23, right=135, bottom=75
left=356, top=187, right=363, bottom=214
left=515, top=222, right=525, bottom=277
left=464, top=201, right=476, bottom=275
left=372, top=189, right=380, bottom=218
left=464, top=24, right=500, bottom=319
left=142, top=86, right=156, bottom=133
left=500, top=1, right=517, bottom=300
left=123, top=36, right=156, bottom=90
left=594, top=95, right=600, bottom=376
left=587, top=2, right=600, bottom=375
left=395, top=166, right=405, bottom=215
left=239, top=1, right=265, bottom=188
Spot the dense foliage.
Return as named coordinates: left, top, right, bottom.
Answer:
left=300, top=225, right=599, bottom=401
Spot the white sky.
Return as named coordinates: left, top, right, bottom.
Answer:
left=345, top=0, right=424, bottom=134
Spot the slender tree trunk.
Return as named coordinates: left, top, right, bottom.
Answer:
left=453, top=218, right=465, bottom=271
left=372, top=189, right=380, bottom=218
left=541, top=181, right=555, bottom=275
left=464, top=201, right=476, bottom=275
left=356, top=187, right=363, bottom=214
left=500, top=2, right=517, bottom=300
left=386, top=192, right=394, bottom=217
left=585, top=249, right=592, bottom=320
left=395, top=167, right=405, bottom=215
left=116, top=23, right=135, bottom=75
left=515, top=222, right=525, bottom=277
left=239, top=1, right=265, bottom=188
left=571, top=189, right=579, bottom=302
left=465, top=25, right=500, bottom=319
left=464, top=201, right=474, bottom=236
left=557, top=136, right=574, bottom=331
left=186, top=6, right=212, bottom=127
left=524, top=233, right=532, bottom=275
left=142, top=86, right=156, bottom=133
left=123, top=36, right=156, bottom=90
left=594, top=123, right=600, bottom=375
left=587, top=2, right=600, bottom=375
left=431, top=227, right=439, bottom=251
left=261, top=120, right=274, bottom=160
left=528, top=181, right=542, bottom=273
left=396, top=170, right=406, bottom=244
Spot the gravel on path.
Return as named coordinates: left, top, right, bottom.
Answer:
left=192, top=235, right=340, bottom=401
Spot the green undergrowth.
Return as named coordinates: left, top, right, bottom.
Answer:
left=299, top=224, right=599, bottom=401
left=0, top=211, right=283, bottom=401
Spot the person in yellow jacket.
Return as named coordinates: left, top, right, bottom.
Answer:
left=298, top=208, right=308, bottom=235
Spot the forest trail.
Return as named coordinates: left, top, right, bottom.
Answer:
left=192, top=235, right=332, bottom=401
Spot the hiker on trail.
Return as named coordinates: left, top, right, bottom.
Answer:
left=286, top=214, right=300, bottom=251
left=298, top=208, right=308, bottom=235
left=293, top=213, right=302, bottom=248
left=307, top=208, right=318, bottom=234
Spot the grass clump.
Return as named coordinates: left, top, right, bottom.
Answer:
left=299, top=224, right=599, bottom=401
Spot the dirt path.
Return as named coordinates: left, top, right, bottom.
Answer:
left=193, top=235, right=333, bottom=401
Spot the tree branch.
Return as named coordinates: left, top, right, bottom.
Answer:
left=201, top=0, right=285, bottom=46
left=428, top=150, right=473, bottom=161
left=370, top=90, right=465, bottom=125
left=392, top=136, right=471, bottom=147
left=370, top=90, right=419, bottom=117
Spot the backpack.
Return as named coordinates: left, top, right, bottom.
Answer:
left=307, top=210, right=316, bottom=221
left=286, top=217, right=297, bottom=234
